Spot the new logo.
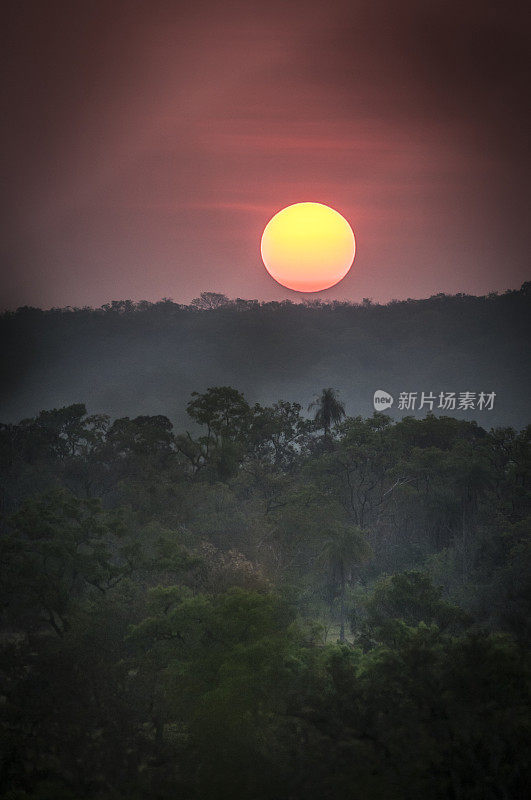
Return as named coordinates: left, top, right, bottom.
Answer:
left=373, top=390, right=394, bottom=410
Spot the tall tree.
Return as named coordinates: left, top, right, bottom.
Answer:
left=319, top=522, right=370, bottom=641
left=309, top=388, right=346, bottom=437
left=181, top=386, right=251, bottom=479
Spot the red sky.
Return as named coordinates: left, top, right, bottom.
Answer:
left=2, top=0, right=529, bottom=309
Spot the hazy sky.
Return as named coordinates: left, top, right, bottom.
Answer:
left=2, top=0, right=529, bottom=309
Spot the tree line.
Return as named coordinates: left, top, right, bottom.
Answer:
left=2, top=285, right=530, bottom=431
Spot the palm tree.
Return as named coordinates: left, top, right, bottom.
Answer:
left=320, top=523, right=371, bottom=642
left=309, top=388, right=346, bottom=437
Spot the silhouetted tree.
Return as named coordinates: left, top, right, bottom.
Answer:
left=308, top=388, right=346, bottom=437
left=190, top=291, right=230, bottom=309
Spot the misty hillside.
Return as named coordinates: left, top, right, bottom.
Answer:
left=1, top=287, right=530, bottom=429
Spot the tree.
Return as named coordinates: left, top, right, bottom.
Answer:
left=186, top=387, right=250, bottom=443
left=190, top=291, right=230, bottom=310
left=304, top=627, right=530, bottom=800
left=319, top=522, right=371, bottom=641
left=307, top=414, right=398, bottom=533
left=106, top=414, right=174, bottom=461
left=248, top=400, right=310, bottom=467
left=0, top=490, right=130, bottom=637
left=180, top=386, right=251, bottom=479
left=129, top=587, right=308, bottom=799
left=308, top=388, right=345, bottom=437
left=359, top=570, right=469, bottom=647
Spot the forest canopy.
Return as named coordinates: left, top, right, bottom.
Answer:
left=1, top=388, right=529, bottom=799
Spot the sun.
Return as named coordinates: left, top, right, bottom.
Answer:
left=260, top=202, right=356, bottom=292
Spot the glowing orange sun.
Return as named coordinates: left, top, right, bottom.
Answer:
left=261, top=202, right=356, bottom=292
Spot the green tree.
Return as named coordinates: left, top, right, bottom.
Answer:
left=129, top=587, right=309, bottom=799
left=0, top=490, right=131, bottom=637
left=308, top=413, right=398, bottom=531
left=319, top=522, right=371, bottom=641
left=248, top=400, right=310, bottom=467
left=180, top=386, right=251, bottom=479
left=359, top=570, right=469, bottom=647
left=297, top=629, right=530, bottom=800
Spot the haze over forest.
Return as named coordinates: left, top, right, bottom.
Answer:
left=2, top=285, right=529, bottom=430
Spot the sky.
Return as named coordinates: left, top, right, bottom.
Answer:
left=2, top=0, right=530, bottom=309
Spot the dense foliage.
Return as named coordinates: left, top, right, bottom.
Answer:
left=0, top=390, right=529, bottom=799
